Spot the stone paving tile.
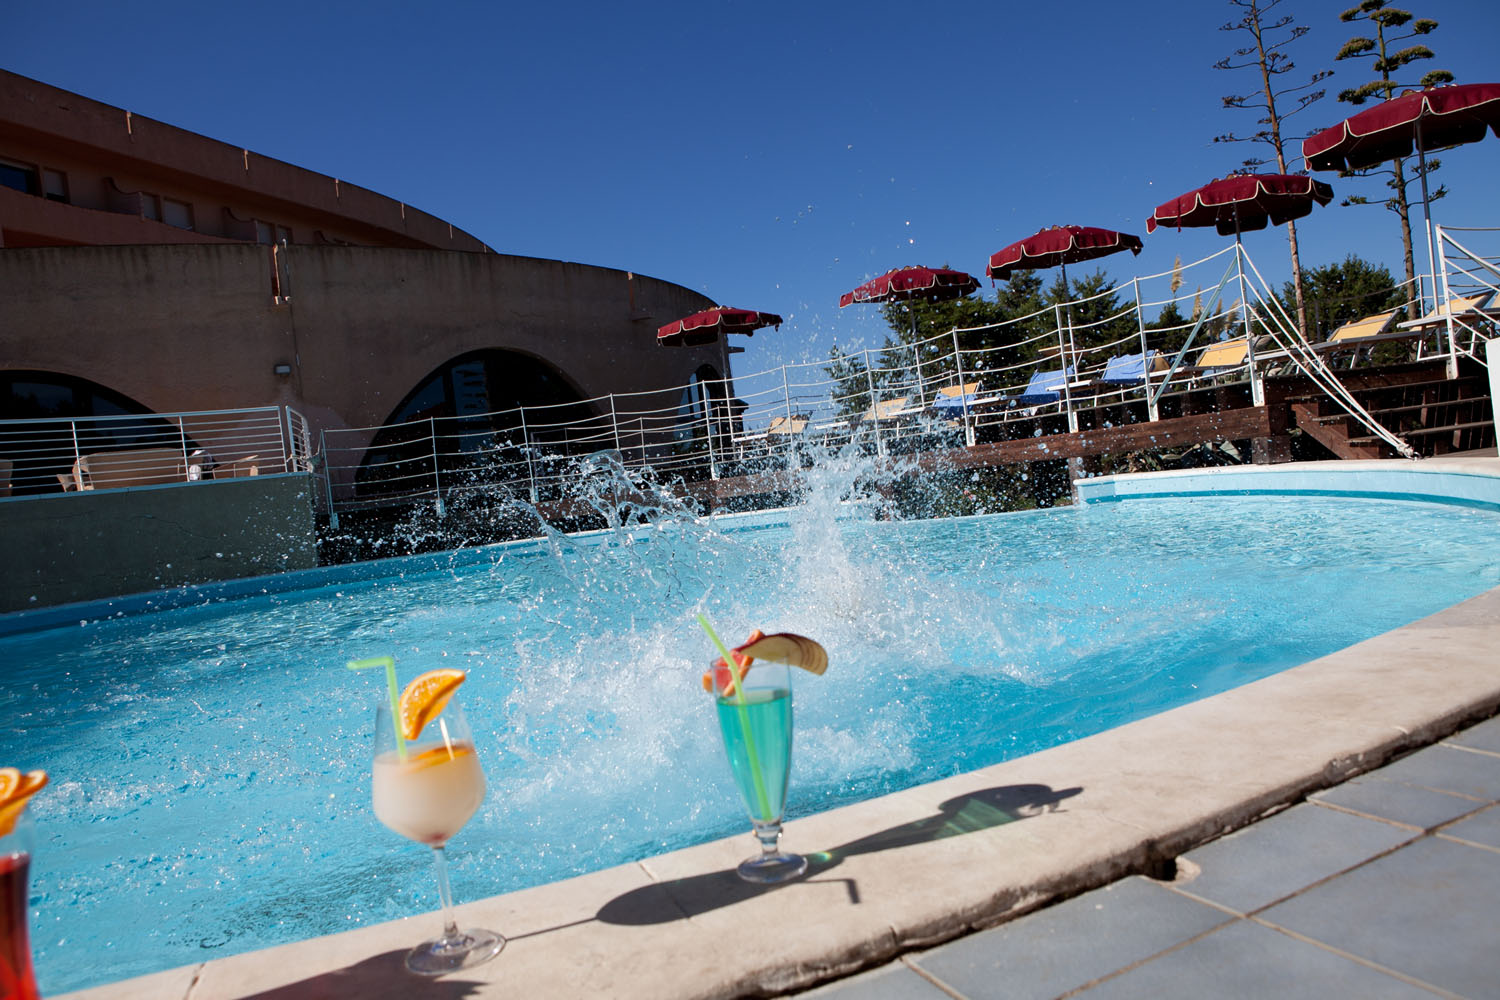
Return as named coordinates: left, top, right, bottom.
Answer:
left=1072, top=919, right=1437, bottom=1000
left=1173, top=802, right=1416, bottom=914
left=1260, top=836, right=1500, bottom=999
left=908, top=877, right=1229, bottom=1000
left=1373, top=743, right=1500, bottom=801
left=1446, top=716, right=1500, bottom=755
left=795, top=963, right=954, bottom=1000
left=1439, top=803, right=1500, bottom=852
left=1311, top=775, right=1486, bottom=830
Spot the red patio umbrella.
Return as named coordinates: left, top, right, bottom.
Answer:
left=986, top=225, right=1143, bottom=281
left=1146, top=173, right=1333, bottom=238
left=1302, top=82, right=1500, bottom=173
left=657, top=306, right=783, bottom=347
left=1303, top=82, right=1500, bottom=309
left=838, top=265, right=980, bottom=308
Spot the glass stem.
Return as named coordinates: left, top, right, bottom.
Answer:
left=753, top=818, right=782, bottom=857
left=430, top=845, right=460, bottom=942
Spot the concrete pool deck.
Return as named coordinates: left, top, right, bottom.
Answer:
left=56, top=457, right=1500, bottom=1000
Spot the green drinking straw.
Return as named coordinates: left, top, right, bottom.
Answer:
left=697, top=614, right=773, bottom=822
left=348, top=655, right=407, bottom=761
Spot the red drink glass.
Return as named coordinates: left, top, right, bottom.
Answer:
left=0, top=815, right=39, bottom=1000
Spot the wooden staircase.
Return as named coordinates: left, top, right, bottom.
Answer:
left=1283, top=361, right=1496, bottom=459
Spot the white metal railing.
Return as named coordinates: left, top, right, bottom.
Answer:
left=0, top=405, right=312, bottom=498
left=1435, top=225, right=1500, bottom=445
left=321, top=244, right=1442, bottom=518
left=1435, top=225, right=1500, bottom=371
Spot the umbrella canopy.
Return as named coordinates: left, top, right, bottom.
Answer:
left=838, top=266, right=980, bottom=308
left=1303, top=82, right=1500, bottom=172
left=987, top=225, right=1143, bottom=281
left=657, top=306, right=783, bottom=347
left=1146, top=174, right=1334, bottom=237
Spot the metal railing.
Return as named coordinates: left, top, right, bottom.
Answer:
left=12, top=236, right=1480, bottom=516
left=0, top=405, right=312, bottom=499
left=319, top=245, right=1378, bottom=518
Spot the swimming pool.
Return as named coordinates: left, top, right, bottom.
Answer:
left=8, top=490, right=1500, bottom=994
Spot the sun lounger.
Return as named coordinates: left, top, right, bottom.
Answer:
left=1100, top=351, right=1167, bottom=384
left=1194, top=337, right=1250, bottom=371
left=1325, top=309, right=1400, bottom=344
left=1395, top=292, right=1497, bottom=331
left=1011, top=366, right=1075, bottom=406
left=930, top=382, right=1000, bottom=415
left=861, top=397, right=922, bottom=423
left=766, top=415, right=808, bottom=436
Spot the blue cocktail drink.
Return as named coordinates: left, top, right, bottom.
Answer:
left=712, top=660, right=807, bottom=883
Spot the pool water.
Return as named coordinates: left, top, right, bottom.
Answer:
left=6, top=493, right=1500, bottom=993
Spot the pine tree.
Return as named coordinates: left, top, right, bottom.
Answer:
left=1213, top=0, right=1332, bottom=336
left=1333, top=0, right=1453, bottom=299
left=824, top=345, right=874, bottom=420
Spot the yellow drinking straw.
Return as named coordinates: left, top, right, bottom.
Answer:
left=697, top=614, right=773, bottom=821
left=348, top=655, right=407, bottom=761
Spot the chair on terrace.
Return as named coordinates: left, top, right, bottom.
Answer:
left=1194, top=337, right=1250, bottom=373
left=74, top=448, right=187, bottom=490
left=1396, top=291, right=1496, bottom=331
left=1100, top=351, right=1167, bottom=384
left=1320, top=309, right=1400, bottom=368
left=1010, top=367, right=1075, bottom=407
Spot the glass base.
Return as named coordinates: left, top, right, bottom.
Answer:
left=736, top=850, right=808, bottom=884
left=404, top=927, right=505, bottom=976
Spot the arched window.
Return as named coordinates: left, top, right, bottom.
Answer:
left=0, top=371, right=170, bottom=495
left=357, top=350, right=599, bottom=496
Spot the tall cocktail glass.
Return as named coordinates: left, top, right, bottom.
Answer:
left=713, top=660, right=807, bottom=883
left=371, top=698, right=504, bottom=975
left=0, top=812, right=39, bottom=1000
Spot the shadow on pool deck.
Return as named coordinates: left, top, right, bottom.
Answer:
left=230, top=949, right=483, bottom=999
left=597, top=783, right=1084, bottom=925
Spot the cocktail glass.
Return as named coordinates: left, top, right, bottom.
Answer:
left=1, top=811, right=40, bottom=1000
left=371, top=697, right=504, bottom=975
left=712, top=660, right=807, bottom=884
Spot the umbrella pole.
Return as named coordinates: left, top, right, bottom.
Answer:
left=1413, top=120, right=1450, bottom=377
left=1232, top=219, right=1264, bottom=407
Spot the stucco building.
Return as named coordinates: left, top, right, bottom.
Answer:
left=0, top=68, right=727, bottom=498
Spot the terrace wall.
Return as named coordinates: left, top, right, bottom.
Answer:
left=0, top=474, right=317, bottom=613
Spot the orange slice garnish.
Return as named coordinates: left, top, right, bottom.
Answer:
left=0, top=768, right=47, bottom=837
left=398, top=669, right=466, bottom=741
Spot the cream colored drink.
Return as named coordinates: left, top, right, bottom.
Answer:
left=372, top=742, right=486, bottom=846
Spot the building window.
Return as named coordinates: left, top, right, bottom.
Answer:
left=254, top=220, right=274, bottom=244
left=140, top=193, right=161, bottom=221
left=0, top=158, right=40, bottom=196
left=162, top=197, right=193, bottom=230
left=42, top=168, right=69, bottom=203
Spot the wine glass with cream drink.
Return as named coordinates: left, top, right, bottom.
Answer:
left=370, top=669, right=503, bottom=975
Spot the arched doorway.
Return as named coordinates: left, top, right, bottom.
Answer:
left=356, top=350, right=600, bottom=497
left=0, top=371, right=173, bottom=495
left=673, top=365, right=742, bottom=475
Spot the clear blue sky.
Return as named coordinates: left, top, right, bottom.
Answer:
left=6, top=0, right=1498, bottom=381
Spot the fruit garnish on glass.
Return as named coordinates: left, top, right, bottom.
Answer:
left=348, top=657, right=504, bottom=975
left=697, top=617, right=828, bottom=884
left=1, top=766, right=47, bottom=1000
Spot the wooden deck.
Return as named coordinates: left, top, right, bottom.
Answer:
left=684, top=360, right=1495, bottom=510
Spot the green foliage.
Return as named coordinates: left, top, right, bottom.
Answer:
left=824, top=345, right=872, bottom=420
left=1276, top=254, right=1404, bottom=338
